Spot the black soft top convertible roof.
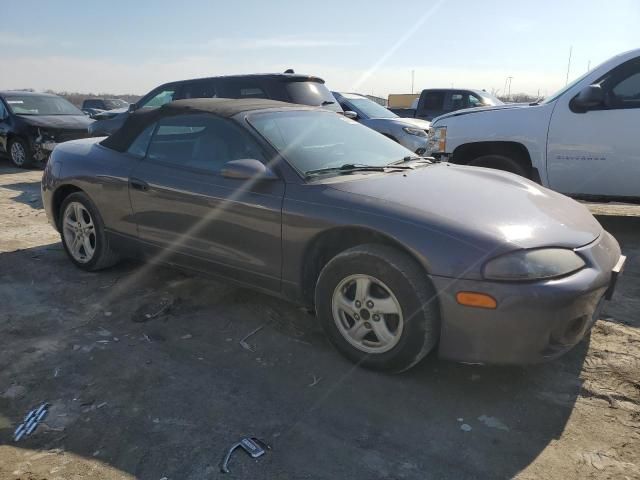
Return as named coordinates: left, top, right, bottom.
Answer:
left=100, top=98, right=303, bottom=152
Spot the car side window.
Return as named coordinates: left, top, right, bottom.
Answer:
left=141, top=88, right=176, bottom=109
left=127, top=123, right=156, bottom=158
left=145, top=114, right=265, bottom=173
left=220, top=82, right=270, bottom=99
left=180, top=80, right=218, bottom=100
left=0, top=100, right=7, bottom=119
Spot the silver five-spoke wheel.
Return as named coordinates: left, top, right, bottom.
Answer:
left=332, top=274, right=404, bottom=354
left=63, top=201, right=96, bottom=263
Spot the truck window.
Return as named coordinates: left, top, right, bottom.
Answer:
left=450, top=94, right=465, bottom=110
left=422, top=91, right=444, bottom=110
left=610, top=69, right=640, bottom=108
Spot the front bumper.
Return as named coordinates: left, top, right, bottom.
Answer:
left=398, top=134, right=429, bottom=155
left=431, top=232, right=625, bottom=365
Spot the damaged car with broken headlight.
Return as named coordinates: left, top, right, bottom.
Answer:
left=0, top=91, right=92, bottom=168
left=41, top=98, right=626, bottom=372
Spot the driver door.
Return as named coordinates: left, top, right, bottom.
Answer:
left=547, top=58, right=640, bottom=198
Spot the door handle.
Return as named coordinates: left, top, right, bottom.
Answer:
left=130, top=178, right=149, bottom=191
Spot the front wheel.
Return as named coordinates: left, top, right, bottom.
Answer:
left=315, top=244, right=440, bottom=372
left=9, top=138, right=34, bottom=168
left=468, top=153, right=530, bottom=178
left=59, top=192, right=120, bottom=271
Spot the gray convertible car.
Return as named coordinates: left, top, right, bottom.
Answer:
left=42, top=98, right=625, bottom=372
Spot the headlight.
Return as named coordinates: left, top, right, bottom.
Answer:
left=402, top=126, right=427, bottom=137
left=483, top=248, right=586, bottom=281
left=36, top=128, right=56, bottom=142
left=427, top=126, right=446, bottom=153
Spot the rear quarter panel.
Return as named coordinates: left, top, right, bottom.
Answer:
left=45, top=139, right=138, bottom=239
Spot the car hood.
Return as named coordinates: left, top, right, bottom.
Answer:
left=18, top=115, right=93, bottom=129
left=364, top=117, right=431, bottom=132
left=433, top=103, right=532, bottom=123
left=392, top=117, right=431, bottom=129
left=327, top=163, right=601, bottom=249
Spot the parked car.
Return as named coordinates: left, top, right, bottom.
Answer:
left=390, top=88, right=503, bottom=120
left=88, top=72, right=342, bottom=136
left=42, top=98, right=625, bottom=372
left=332, top=92, right=431, bottom=154
left=426, top=49, right=640, bottom=200
left=0, top=91, right=92, bottom=168
left=82, top=98, right=129, bottom=111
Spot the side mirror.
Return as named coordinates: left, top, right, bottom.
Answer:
left=343, top=110, right=358, bottom=120
left=221, top=159, right=278, bottom=181
left=128, top=103, right=138, bottom=113
left=571, top=84, right=604, bottom=112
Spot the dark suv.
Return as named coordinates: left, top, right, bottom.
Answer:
left=89, top=72, right=342, bottom=136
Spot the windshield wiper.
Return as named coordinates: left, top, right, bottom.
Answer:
left=321, top=101, right=335, bottom=106
left=305, top=163, right=412, bottom=178
left=388, top=155, right=433, bottom=166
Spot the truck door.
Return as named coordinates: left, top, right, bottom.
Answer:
left=547, top=58, right=640, bottom=198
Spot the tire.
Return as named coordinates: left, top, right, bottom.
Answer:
left=468, top=153, right=530, bottom=178
left=59, top=192, right=120, bottom=271
left=315, top=244, right=440, bottom=373
left=8, top=137, right=34, bottom=168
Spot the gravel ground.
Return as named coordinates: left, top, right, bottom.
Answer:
left=0, top=163, right=639, bottom=480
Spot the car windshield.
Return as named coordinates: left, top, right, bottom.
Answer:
left=5, top=94, right=83, bottom=115
left=248, top=110, right=413, bottom=177
left=286, top=81, right=343, bottom=113
left=345, top=96, right=397, bottom=118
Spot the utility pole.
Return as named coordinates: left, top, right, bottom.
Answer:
left=411, top=70, right=415, bottom=94
left=507, top=76, right=513, bottom=100
left=587, top=60, right=591, bottom=72
left=565, top=46, right=573, bottom=85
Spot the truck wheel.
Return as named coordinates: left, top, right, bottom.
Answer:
left=469, top=154, right=530, bottom=178
left=8, top=138, right=34, bottom=168
left=59, top=192, right=120, bottom=271
left=315, top=244, right=440, bottom=373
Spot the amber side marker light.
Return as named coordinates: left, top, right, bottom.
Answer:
left=456, top=292, right=497, bottom=309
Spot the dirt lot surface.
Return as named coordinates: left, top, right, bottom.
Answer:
left=0, top=163, right=639, bottom=480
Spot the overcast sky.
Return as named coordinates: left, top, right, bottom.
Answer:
left=2, top=0, right=638, bottom=98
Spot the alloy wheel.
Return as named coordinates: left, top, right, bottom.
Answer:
left=331, top=274, right=404, bottom=354
left=10, top=142, right=26, bottom=166
left=62, top=202, right=96, bottom=263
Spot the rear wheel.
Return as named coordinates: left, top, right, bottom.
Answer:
left=315, top=244, right=440, bottom=372
left=59, top=192, right=120, bottom=271
left=9, top=138, right=34, bottom=168
left=468, top=153, right=530, bottom=178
